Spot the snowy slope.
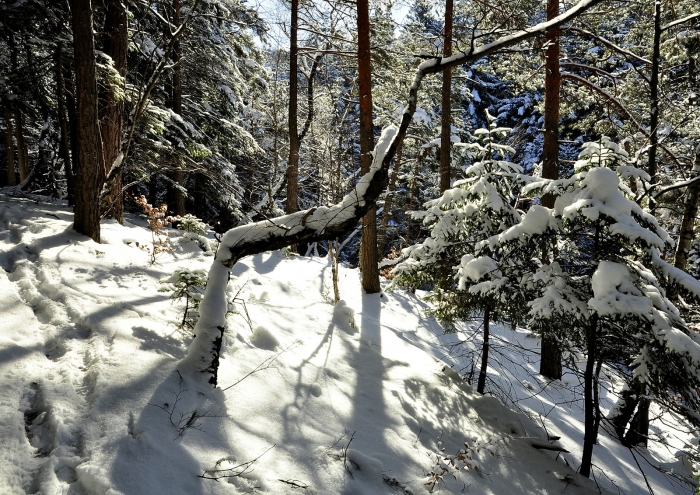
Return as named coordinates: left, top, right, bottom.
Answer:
left=0, top=194, right=693, bottom=495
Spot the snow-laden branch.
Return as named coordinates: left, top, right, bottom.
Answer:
left=662, top=12, right=700, bottom=31
left=180, top=0, right=607, bottom=385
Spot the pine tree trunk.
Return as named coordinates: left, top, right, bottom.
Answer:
left=169, top=0, right=185, bottom=217
left=580, top=315, right=598, bottom=478
left=539, top=0, right=563, bottom=380
left=99, top=0, right=128, bottom=223
left=56, top=42, right=73, bottom=201
left=65, top=65, right=80, bottom=207
left=477, top=305, right=490, bottom=394
left=14, top=110, right=29, bottom=182
left=71, top=0, right=103, bottom=242
left=4, top=107, right=16, bottom=186
left=357, top=0, right=380, bottom=293
left=647, top=0, right=661, bottom=214
left=99, top=0, right=128, bottom=222
left=439, top=0, right=453, bottom=193
left=286, top=0, right=299, bottom=216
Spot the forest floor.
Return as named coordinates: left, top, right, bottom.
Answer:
left=0, top=193, right=696, bottom=495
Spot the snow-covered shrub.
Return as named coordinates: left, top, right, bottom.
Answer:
left=160, top=268, right=208, bottom=328
left=178, top=214, right=207, bottom=236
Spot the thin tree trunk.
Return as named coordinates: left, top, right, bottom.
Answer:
left=377, top=142, right=402, bottom=254
left=65, top=64, right=79, bottom=207
left=648, top=0, right=662, bottom=214
left=169, top=0, right=185, bottom=216
left=439, top=0, right=453, bottom=193
left=14, top=110, right=29, bottom=182
left=673, top=157, right=700, bottom=271
left=477, top=305, right=490, bottom=394
left=592, top=359, right=603, bottom=444
left=580, top=315, right=598, bottom=478
left=539, top=0, right=563, bottom=381
left=71, top=0, right=103, bottom=242
left=4, top=107, right=16, bottom=186
left=56, top=42, right=73, bottom=200
left=286, top=0, right=299, bottom=216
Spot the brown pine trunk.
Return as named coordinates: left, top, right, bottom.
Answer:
left=56, top=42, right=74, bottom=200
left=99, top=0, right=128, bottom=222
left=357, top=0, right=380, bottom=293
left=539, top=0, right=563, bottom=381
left=71, top=0, right=103, bottom=242
left=4, top=107, right=16, bottom=186
left=286, top=0, right=299, bottom=216
left=439, top=0, right=453, bottom=193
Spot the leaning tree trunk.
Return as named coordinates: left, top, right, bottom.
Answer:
left=71, top=0, right=103, bottom=242
left=357, top=0, right=380, bottom=294
left=439, top=0, right=453, bottom=193
left=179, top=0, right=606, bottom=387
left=377, top=142, right=402, bottom=254
left=99, top=0, right=128, bottom=222
left=4, top=107, right=16, bottom=186
left=539, top=0, right=563, bottom=380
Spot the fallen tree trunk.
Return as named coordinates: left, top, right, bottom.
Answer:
left=179, top=0, right=606, bottom=386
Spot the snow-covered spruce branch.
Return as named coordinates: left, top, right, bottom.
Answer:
left=179, top=0, right=607, bottom=386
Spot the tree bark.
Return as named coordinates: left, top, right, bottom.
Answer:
left=99, top=0, right=128, bottom=222
left=539, top=0, right=563, bottom=381
left=648, top=0, right=662, bottom=214
left=286, top=0, right=300, bottom=216
left=71, top=0, right=103, bottom=242
left=167, top=0, right=186, bottom=217
left=377, top=142, right=402, bottom=254
left=357, top=0, right=380, bottom=293
left=4, top=107, right=16, bottom=186
left=477, top=305, right=490, bottom=394
left=439, top=0, right=453, bottom=193
left=56, top=42, right=74, bottom=201
left=14, top=110, right=29, bottom=182
left=580, top=315, right=598, bottom=478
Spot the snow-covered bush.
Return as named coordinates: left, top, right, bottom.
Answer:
left=177, top=214, right=207, bottom=236
left=160, top=268, right=208, bottom=328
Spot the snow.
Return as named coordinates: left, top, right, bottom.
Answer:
left=0, top=194, right=696, bottom=495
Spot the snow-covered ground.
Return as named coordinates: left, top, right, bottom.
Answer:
left=0, top=194, right=695, bottom=495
